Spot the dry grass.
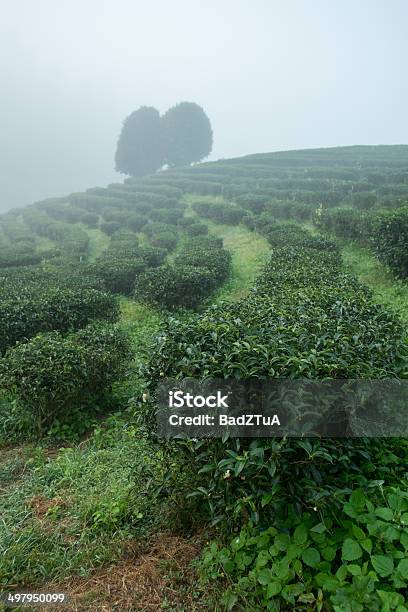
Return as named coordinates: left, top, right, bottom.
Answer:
left=35, top=533, right=205, bottom=612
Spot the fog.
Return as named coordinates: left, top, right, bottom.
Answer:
left=1, top=0, right=407, bottom=211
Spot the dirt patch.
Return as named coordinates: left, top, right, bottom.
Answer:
left=29, top=495, right=68, bottom=520
left=37, top=533, right=206, bottom=611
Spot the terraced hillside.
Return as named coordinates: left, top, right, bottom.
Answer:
left=1, top=145, right=408, bottom=610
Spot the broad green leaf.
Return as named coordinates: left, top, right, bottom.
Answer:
left=293, top=523, right=308, bottom=545
left=266, top=581, right=282, bottom=598
left=347, top=564, right=362, bottom=576
left=361, top=538, right=372, bottom=555
left=350, top=489, right=366, bottom=511
left=377, top=590, right=404, bottom=608
left=371, top=554, right=394, bottom=577
left=375, top=507, right=394, bottom=521
left=311, top=522, right=327, bottom=534
left=397, top=558, right=408, bottom=578
left=351, top=524, right=366, bottom=541
left=257, top=567, right=273, bottom=585
left=342, top=538, right=362, bottom=561
left=302, top=547, right=320, bottom=568
left=322, top=546, right=336, bottom=562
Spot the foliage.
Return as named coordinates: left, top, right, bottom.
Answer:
left=174, top=238, right=231, bottom=284
left=81, top=212, right=99, bottom=228
left=85, top=256, right=145, bottom=295
left=192, top=200, right=246, bottom=224
left=115, top=106, right=164, bottom=177
left=162, top=101, right=213, bottom=167
left=0, top=323, right=132, bottom=435
left=374, top=207, right=408, bottom=278
left=201, top=486, right=408, bottom=611
left=144, top=226, right=408, bottom=527
left=134, top=264, right=214, bottom=310
left=0, top=276, right=119, bottom=354
left=100, top=221, right=121, bottom=236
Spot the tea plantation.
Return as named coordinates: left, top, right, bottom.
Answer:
left=1, top=145, right=408, bottom=610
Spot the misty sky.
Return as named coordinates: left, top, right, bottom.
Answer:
left=1, top=0, right=407, bottom=211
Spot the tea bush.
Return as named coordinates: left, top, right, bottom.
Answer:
left=184, top=221, right=209, bottom=236
left=0, top=322, right=132, bottom=434
left=192, top=200, right=246, bottom=225
left=373, top=206, right=408, bottom=278
left=0, top=284, right=119, bottom=354
left=81, top=212, right=99, bottom=228
left=263, top=223, right=337, bottom=252
left=134, top=264, right=213, bottom=309
left=85, top=251, right=146, bottom=295
left=145, top=226, right=408, bottom=525
left=100, top=221, right=121, bottom=236
left=127, top=213, right=148, bottom=232
left=174, top=239, right=231, bottom=284
left=149, top=207, right=185, bottom=224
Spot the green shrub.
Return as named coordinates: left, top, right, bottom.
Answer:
left=109, top=230, right=139, bottom=250
left=150, top=231, right=178, bottom=251
left=373, top=207, right=408, bottom=278
left=100, top=207, right=130, bottom=224
left=185, top=221, right=209, bottom=236
left=0, top=323, right=132, bottom=435
left=174, top=239, right=231, bottom=284
left=127, top=213, right=148, bottom=232
left=81, top=212, right=99, bottom=228
left=100, top=221, right=121, bottom=236
left=149, top=207, right=185, bottom=224
left=134, top=264, right=213, bottom=309
left=235, top=193, right=269, bottom=214
left=314, top=206, right=370, bottom=241
left=68, top=193, right=126, bottom=212
left=0, top=284, right=119, bottom=354
left=192, top=200, right=246, bottom=225
left=144, top=227, right=408, bottom=526
left=86, top=254, right=146, bottom=295
left=264, top=223, right=337, bottom=252
left=0, top=246, right=42, bottom=268
left=352, top=191, right=377, bottom=210
left=38, top=202, right=85, bottom=224
left=201, top=485, right=408, bottom=610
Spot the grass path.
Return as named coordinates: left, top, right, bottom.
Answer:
left=340, top=242, right=408, bottom=323
left=85, top=227, right=111, bottom=261
left=299, top=221, right=408, bottom=323
left=182, top=193, right=271, bottom=301
left=208, top=222, right=270, bottom=302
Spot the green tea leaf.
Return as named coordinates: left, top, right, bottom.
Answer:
left=342, top=538, right=362, bottom=561
left=302, top=547, right=320, bottom=568
left=371, top=555, right=394, bottom=577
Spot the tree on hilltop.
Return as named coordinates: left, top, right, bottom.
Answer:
left=162, top=102, right=213, bottom=167
left=115, top=106, right=164, bottom=176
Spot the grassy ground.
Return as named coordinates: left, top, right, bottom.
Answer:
left=207, top=221, right=270, bottom=302
left=181, top=194, right=271, bottom=302
left=340, top=242, right=408, bottom=323
left=85, top=227, right=110, bottom=261
left=0, top=214, right=265, bottom=608
left=35, top=235, right=56, bottom=253
left=0, top=298, right=171, bottom=596
left=300, top=221, right=408, bottom=322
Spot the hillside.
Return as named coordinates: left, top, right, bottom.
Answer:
left=1, top=145, right=408, bottom=610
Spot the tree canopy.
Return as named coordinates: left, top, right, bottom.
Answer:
left=115, top=102, right=213, bottom=176
left=115, top=106, right=164, bottom=176
left=162, top=102, right=213, bottom=167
